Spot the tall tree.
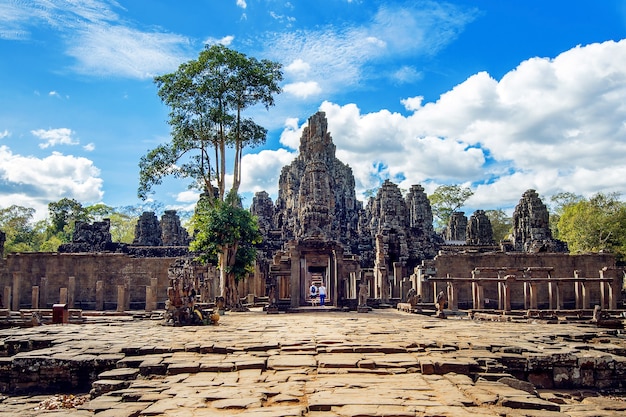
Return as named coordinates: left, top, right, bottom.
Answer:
left=140, top=45, right=282, bottom=304
left=428, top=185, right=474, bottom=230
left=139, top=44, right=282, bottom=204
left=190, top=192, right=262, bottom=307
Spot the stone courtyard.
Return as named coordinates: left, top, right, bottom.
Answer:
left=1, top=309, right=626, bottom=416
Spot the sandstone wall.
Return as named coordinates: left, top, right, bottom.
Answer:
left=1, top=252, right=178, bottom=310
left=431, top=252, right=621, bottom=309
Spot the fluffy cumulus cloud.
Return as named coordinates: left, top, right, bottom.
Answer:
left=32, top=128, right=79, bottom=149
left=239, top=148, right=297, bottom=196
left=243, top=39, right=626, bottom=210
left=0, top=146, right=104, bottom=220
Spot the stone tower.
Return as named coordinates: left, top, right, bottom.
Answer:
left=466, top=210, right=495, bottom=245
left=512, top=189, right=568, bottom=253
left=446, top=212, right=467, bottom=242
left=273, top=111, right=360, bottom=251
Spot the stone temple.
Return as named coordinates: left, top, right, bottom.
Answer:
left=0, top=111, right=623, bottom=316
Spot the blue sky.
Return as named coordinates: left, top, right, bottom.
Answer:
left=2, top=0, right=626, bottom=220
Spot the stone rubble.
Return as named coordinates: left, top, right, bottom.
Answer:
left=0, top=309, right=625, bottom=416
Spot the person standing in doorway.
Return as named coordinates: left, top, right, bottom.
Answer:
left=309, top=282, right=317, bottom=299
left=319, top=283, right=327, bottom=306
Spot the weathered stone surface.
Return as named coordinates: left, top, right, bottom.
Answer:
left=446, top=211, right=467, bottom=242
left=466, top=210, right=495, bottom=245
left=512, top=189, right=568, bottom=253
left=160, top=210, right=190, bottom=246
left=133, top=212, right=161, bottom=246
left=1, top=311, right=626, bottom=416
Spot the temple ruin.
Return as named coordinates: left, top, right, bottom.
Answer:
left=0, top=111, right=624, bottom=316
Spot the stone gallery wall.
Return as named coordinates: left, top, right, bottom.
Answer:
left=1, top=252, right=178, bottom=310
left=428, top=252, right=621, bottom=309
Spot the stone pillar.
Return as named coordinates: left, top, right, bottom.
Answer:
left=501, top=276, right=512, bottom=312
left=117, top=285, right=126, bottom=312
left=4, top=286, right=11, bottom=311
left=68, top=276, right=76, bottom=308
left=581, top=282, right=589, bottom=309
left=528, top=282, right=538, bottom=310
left=124, top=276, right=131, bottom=311
left=472, top=281, right=484, bottom=310
left=40, top=277, right=48, bottom=308
left=447, top=282, right=458, bottom=311
left=59, top=287, right=68, bottom=304
left=548, top=281, right=556, bottom=310
left=96, top=280, right=104, bottom=310
left=11, top=272, right=20, bottom=311
left=145, top=277, right=158, bottom=312
left=393, top=262, right=403, bottom=299
left=32, top=286, right=39, bottom=309
left=599, top=268, right=617, bottom=310
left=290, top=247, right=301, bottom=308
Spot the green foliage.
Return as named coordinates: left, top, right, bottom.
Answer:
left=190, top=193, right=262, bottom=282
left=0, top=205, right=42, bottom=254
left=557, top=192, right=626, bottom=259
left=428, top=184, right=474, bottom=230
left=549, top=192, right=584, bottom=239
left=108, top=212, right=137, bottom=243
left=47, top=198, right=91, bottom=243
left=484, top=209, right=512, bottom=242
left=139, top=44, right=282, bottom=202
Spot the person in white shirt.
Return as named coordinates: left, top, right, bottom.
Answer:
left=318, top=283, right=327, bottom=306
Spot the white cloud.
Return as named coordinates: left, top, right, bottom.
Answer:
left=175, top=190, right=200, bottom=203
left=240, top=148, right=297, bottom=197
left=0, top=146, right=104, bottom=219
left=244, top=39, right=626, bottom=211
left=0, top=0, right=193, bottom=79
left=205, top=35, right=234, bottom=46
left=83, top=142, right=96, bottom=152
left=116, top=33, right=625, bottom=214
left=236, top=0, right=247, bottom=9
left=285, top=59, right=311, bottom=76
left=283, top=81, right=322, bottom=98
left=261, top=3, right=477, bottom=100
left=32, top=128, right=79, bottom=149
left=67, top=24, right=191, bottom=79
left=391, top=66, right=422, bottom=84
left=0, top=130, right=9, bottom=139
left=279, top=117, right=304, bottom=149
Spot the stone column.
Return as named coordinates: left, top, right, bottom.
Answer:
left=32, top=286, right=39, bottom=309
left=145, top=286, right=154, bottom=312
left=290, top=247, right=301, bottom=308
left=447, top=282, right=458, bottom=311
left=124, top=276, right=131, bottom=311
left=145, top=277, right=158, bottom=312
left=4, top=286, right=11, bottom=311
left=11, top=272, right=20, bottom=311
left=59, top=287, right=68, bottom=304
left=68, top=276, right=76, bottom=308
left=40, top=277, right=48, bottom=309
left=148, top=277, right=158, bottom=311
left=501, top=276, right=512, bottom=312
left=96, top=280, right=104, bottom=310
left=117, top=285, right=126, bottom=312
left=548, top=281, right=556, bottom=310
left=393, top=262, right=403, bottom=299
left=528, top=282, right=538, bottom=310
left=599, top=268, right=617, bottom=310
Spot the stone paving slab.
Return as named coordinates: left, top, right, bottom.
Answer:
left=1, top=309, right=626, bottom=416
